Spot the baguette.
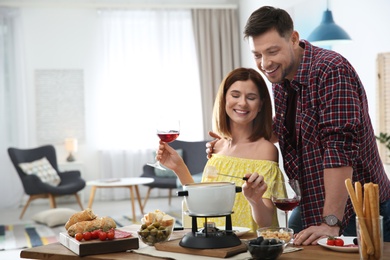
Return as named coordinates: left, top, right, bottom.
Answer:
left=67, top=216, right=116, bottom=237
left=65, top=208, right=97, bottom=230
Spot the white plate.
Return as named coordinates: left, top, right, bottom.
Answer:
left=217, top=226, right=250, bottom=237
left=317, top=236, right=358, bottom=253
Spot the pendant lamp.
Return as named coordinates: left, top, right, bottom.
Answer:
left=307, top=0, right=351, bottom=46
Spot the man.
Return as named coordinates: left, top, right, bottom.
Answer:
left=208, top=6, right=390, bottom=245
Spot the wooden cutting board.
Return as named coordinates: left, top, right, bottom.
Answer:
left=59, top=232, right=139, bottom=256
left=154, top=238, right=247, bottom=258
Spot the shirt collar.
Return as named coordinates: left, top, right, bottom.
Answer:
left=291, top=39, right=313, bottom=88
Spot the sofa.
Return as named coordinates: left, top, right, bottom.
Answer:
left=140, top=140, right=209, bottom=207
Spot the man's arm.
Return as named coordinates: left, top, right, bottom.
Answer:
left=323, top=166, right=352, bottom=223
left=293, top=166, right=352, bottom=245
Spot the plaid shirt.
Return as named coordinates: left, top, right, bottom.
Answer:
left=273, top=40, right=390, bottom=230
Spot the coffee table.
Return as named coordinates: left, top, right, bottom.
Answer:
left=86, top=177, right=154, bottom=222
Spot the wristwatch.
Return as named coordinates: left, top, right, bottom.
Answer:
left=323, top=215, right=342, bottom=227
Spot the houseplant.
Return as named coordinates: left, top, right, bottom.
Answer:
left=376, top=132, right=390, bottom=178
left=376, top=132, right=390, bottom=153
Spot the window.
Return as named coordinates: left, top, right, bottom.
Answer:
left=94, top=9, right=203, bottom=150
left=377, top=52, right=390, bottom=163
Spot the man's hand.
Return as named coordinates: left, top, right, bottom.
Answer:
left=206, top=131, right=221, bottom=159
left=293, top=224, right=340, bottom=245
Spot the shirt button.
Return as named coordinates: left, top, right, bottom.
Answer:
left=281, top=113, right=284, bottom=117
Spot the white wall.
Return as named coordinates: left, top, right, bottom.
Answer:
left=21, top=7, right=101, bottom=184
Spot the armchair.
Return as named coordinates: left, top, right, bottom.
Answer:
left=8, top=145, right=86, bottom=219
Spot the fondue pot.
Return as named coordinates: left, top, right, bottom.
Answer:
left=177, top=182, right=242, bottom=215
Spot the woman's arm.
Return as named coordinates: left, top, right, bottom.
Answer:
left=156, top=141, right=194, bottom=185
left=242, top=173, right=274, bottom=227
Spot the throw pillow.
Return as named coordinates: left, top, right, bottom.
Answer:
left=154, top=149, right=183, bottom=178
left=31, top=208, right=78, bottom=227
left=19, top=157, right=61, bottom=186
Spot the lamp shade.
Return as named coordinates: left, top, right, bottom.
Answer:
left=308, top=9, right=351, bottom=46
left=64, top=138, right=78, bottom=153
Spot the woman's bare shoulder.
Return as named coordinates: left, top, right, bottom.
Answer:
left=253, top=138, right=279, bottom=162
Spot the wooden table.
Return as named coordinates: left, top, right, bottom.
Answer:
left=86, top=178, right=154, bottom=222
left=20, top=228, right=390, bottom=260
left=21, top=241, right=390, bottom=259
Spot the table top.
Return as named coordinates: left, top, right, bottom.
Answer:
left=87, top=177, right=154, bottom=187
left=20, top=241, right=390, bottom=260
left=20, top=225, right=390, bottom=260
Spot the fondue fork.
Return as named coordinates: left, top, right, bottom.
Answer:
left=217, top=173, right=249, bottom=181
left=204, top=166, right=249, bottom=181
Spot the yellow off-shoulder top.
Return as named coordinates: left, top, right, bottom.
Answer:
left=199, top=154, right=285, bottom=232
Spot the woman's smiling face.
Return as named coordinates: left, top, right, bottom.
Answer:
left=225, top=79, right=262, bottom=126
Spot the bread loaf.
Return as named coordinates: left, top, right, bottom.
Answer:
left=65, top=208, right=97, bottom=230
left=67, top=216, right=116, bottom=236
left=141, top=209, right=174, bottom=227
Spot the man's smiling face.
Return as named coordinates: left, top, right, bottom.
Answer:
left=249, top=29, right=300, bottom=83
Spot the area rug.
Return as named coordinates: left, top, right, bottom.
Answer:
left=0, top=211, right=182, bottom=251
left=0, top=223, right=65, bottom=250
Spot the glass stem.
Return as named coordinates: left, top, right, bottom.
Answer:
left=285, top=211, right=289, bottom=228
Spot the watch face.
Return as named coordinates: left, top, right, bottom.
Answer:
left=327, top=216, right=337, bottom=225
left=325, top=215, right=338, bottom=226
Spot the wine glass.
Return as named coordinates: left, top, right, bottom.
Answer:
left=147, top=119, right=180, bottom=170
left=271, top=179, right=301, bottom=228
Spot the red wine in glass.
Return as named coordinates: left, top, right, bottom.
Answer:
left=147, top=121, right=180, bottom=170
left=158, top=131, right=180, bottom=143
left=271, top=180, right=301, bottom=228
left=273, top=198, right=300, bottom=211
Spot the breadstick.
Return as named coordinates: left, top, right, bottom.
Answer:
left=65, top=208, right=97, bottom=230
left=368, top=183, right=381, bottom=259
left=364, top=184, right=373, bottom=233
left=345, top=179, right=374, bottom=255
left=363, top=184, right=372, bottom=259
left=355, top=181, right=363, bottom=211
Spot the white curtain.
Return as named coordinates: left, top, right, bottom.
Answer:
left=192, top=9, right=241, bottom=138
left=0, top=8, right=29, bottom=209
left=93, top=9, right=203, bottom=199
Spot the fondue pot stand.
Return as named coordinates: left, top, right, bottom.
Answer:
left=179, top=213, right=242, bottom=249
left=177, top=182, right=242, bottom=249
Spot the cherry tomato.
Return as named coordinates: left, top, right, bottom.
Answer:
left=326, top=238, right=335, bottom=246
left=99, top=231, right=107, bottom=241
left=75, top=233, right=83, bottom=241
left=83, top=231, right=92, bottom=241
left=335, top=238, right=344, bottom=246
left=107, top=230, right=115, bottom=240
left=91, top=230, right=100, bottom=239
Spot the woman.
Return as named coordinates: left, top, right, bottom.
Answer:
left=156, top=67, right=284, bottom=231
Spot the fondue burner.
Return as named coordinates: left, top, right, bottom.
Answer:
left=179, top=212, right=241, bottom=249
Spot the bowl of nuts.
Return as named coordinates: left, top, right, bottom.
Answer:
left=246, top=236, right=286, bottom=260
left=256, top=227, right=293, bottom=244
